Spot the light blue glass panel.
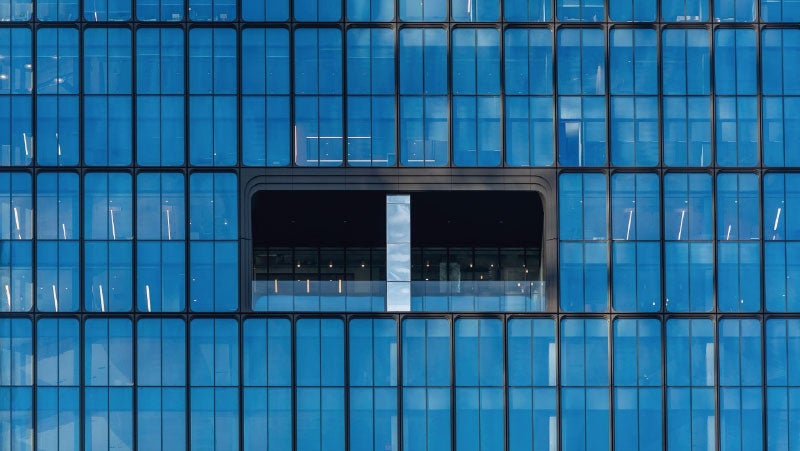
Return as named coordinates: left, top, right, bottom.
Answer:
left=452, top=28, right=500, bottom=95
left=84, top=241, right=132, bottom=312
left=561, top=319, right=609, bottom=387
left=452, top=0, right=498, bottom=20
left=350, top=387, right=397, bottom=451
left=664, top=242, right=713, bottom=312
left=609, top=0, right=656, bottom=19
left=614, top=319, right=661, bottom=386
left=455, top=319, right=502, bottom=387
left=762, top=97, right=800, bottom=167
left=243, top=319, right=291, bottom=387
left=84, top=318, right=133, bottom=386
left=294, top=95, right=343, bottom=166
left=561, top=388, right=610, bottom=451
left=610, top=96, right=659, bottom=166
left=762, top=30, right=800, bottom=96
left=666, top=388, right=716, bottom=451
left=347, top=95, right=396, bottom=166
left=297, top=319, right=344, bottom=387
left=137, top=387, right=186, bottom=451
left=399, top=96, right=449, bottom=166
left=664, top=172, right=713, bottom=240
left=505, top=96, right=554, bottom=167
left=508, top=387, right=556, bottom=451
left=294, top=0, right=340, bottom=20
left=190, top=387, right=239, bottom=451
left=347, top=0, right=393, bottom=20
left=36, top=241, right=78, bottom=312
left=136, top=0, right=182, bottom=19
left=557, top=0, right=604, bottom=20
left=37, top=0, right=77, bottom=19
left=504, top=29, right=552, bottom=95
left=455, top=388, right=503, bottom=451
left=297, top=388, right=345, bottom=451
left=0, top=318, right=32, bottom=386
left=190, top=319, right=238, bottom=386
left=399, top=28, right=447, bottom=95
left=715, top=96, right=758, bottom=167
left=0, top=387, right=32, bottom=450
left=612, top=241, right=660, bottom=311
left=613, top=388, right=662, bottom=451
left=508, top=319, right=556, bottom=387
left=189, top=241, right=237, bottom=312
left=560, top=242, right=608, bottom=312
left=242, top=0, right=288, bottom=19
left=0, top=0, right=31, bottom=19
left=136, top=173, right=185, bottom=240
left=663, top=29, right=710, bottom=95
left=765, top=319, right=800, bottom=386
left=243, top=96, right=290, bottom=166
left=559, top=172, right=607, bottom=241
left=188, top=172, right=237, bottom=240
left=453, top=96, right=501, bottom=167
left=402, top=319, right=450, bottom=387
left=717, top=173, right=759, bottom=240
left=137, top=319, right=186, bottom=386
left=347, top=28, right=394, bottom=95
left=611, top=173, right=660, bottom=241
left=36, top=318, right=79, bottom=387
left=402, top=388, right=450, bottom=451
left=188, top=0, right=234, bottom=21
left=661, top=0, right=707, bottom=20
left=399, top=0, right=446, bottom=20
left=557, top=29, right=605, bottom=95
left=36, top=387, right=79, bottom=450
left=243, top=388, right=291, bottom=451
left=610, top=29, right=657, bottom=95
left=349, top=319, right=397, bottom=387
left=504, top=0, right=551, bottom=19
left=714, top=29, right=756, bottom=95
left=558, top=96, right=607, bottom=166
left=666, top=319, right=715, bottom=387
left=35, top=95, right=79, bottom=166
left=714, top=0, right=755, bottom=20
left=762, top=0, right=800, bottom=20
left=84, top=0, right=129, bottom=20
left=720, top=389, right=763, bottom=448
left=719, top=319, right=761, bottom=387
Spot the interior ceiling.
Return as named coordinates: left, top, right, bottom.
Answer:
left=252, top=190, right=544, bottom=248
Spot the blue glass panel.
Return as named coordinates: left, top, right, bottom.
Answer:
left=561, top=319, right=609, bottom=387
left=399, top=0, right=446, bottom=19
left=137, top=319, right=186, bottom=386
left=297, top=388, right=345, bottom=451
left=0, top=0, right=31, bottom=19
left=455, top=319, right=502, bottom=387
left=557, top=0, right=604, bottom=20
left=508, top=319, right=556, bottom=387
left=558, top=96, right=607, bottom=166
left=84, top=0, right=130, bottom=20
left=402, top=319, right=450, bottom=387
left=613, top=319, right=661, bottom=386
left=400, top=96, right=449, bottom=166
left=36, top=318, right=79, bottom=387
left=610, top=29, right=657, bottom=95
left=714, top=29, right=756, bottom=95
left=294, top=95, right=344, bottom=166
left=762, top=0, right=800, bottom=20
left=136, top=0, right=182, bottom=19
left=0, top=95, right=32, bottom=167
left=189, top=172, right=237, bottom=240
left=505, top=96, right=554, bottom=167
left=190, top=319, right=238, bottom=386
left=557, top=29, right=605, bottom=95
left=347, top=95, right=396, bottom=166
left=663, top=29, right=710, bottom=95
left=453, top=96, right=501, bottom=167
left=452, top=29, right=500, bottom=95
left=83, top=95, right=132, bottom=166
left=614, top=388, right=662, bottom=451
left=295, top=29, right=342, bottom=95
left=188, top=0, right=234, bottom=21
left=666, top=319, right=714, bottom=387
left=508, top=387, right=556, bottom=450
left=559, top=172, right=607, bottom=241
left=661, top=0, right=707, bottom=20
left=84, top=318, right=133, bottom=386
left=137, top=387, right=186, bottom=450
left=399, top=28, right=447, bottom=95
left=347, top=0, right=393, bottom=20
left=0, top=318, right=32, bottom=386
left=717, top=173, right=760, bottom=240
left=190, top=387, right=239, bottom=450
left=349, top=319, right=397, bottom=387
left=452, top=0, right=498, bottom=20
left=350, top=387, right=397, bottom=451
left=762, top=97, right=800, bottom=167
left=610, top=96, right=659, bottom=166
left=294, top=0, right=340, bottom=20
left=504, top=0, right=551, bottom=20
left=243, top=29, right=290, bottom=95
left=714, top=0, right=755, bottom=20
left=609, top=0, right=656, bottom=19
left=504, top=29, right=552, bottom=95
left=402, top=388, right=451, bottom=451
left=715, top=96, right=758, bottom=167
left=36, top=387, right=80, bottom=449
left=562, top=388, right=610, bottom=451
left=242, top=0, right=288, bottom=19
left=297, top=319, right=344, bottom=387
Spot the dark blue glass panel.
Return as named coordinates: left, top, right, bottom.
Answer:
left=188, top=0, right=234, bottom=21
left=347, top=95, right=396, bottom=166
left=297, top=388, right=345, bottom=451
left=402, top=319, right=450, bottom=387
left=296, top=319, right=344, bottom=387
left=347, top=28, right=394, bottom=96
left=716, top=173, right=759, bottom=241
left=762, top=30, right=800, bottom=96
left=189, top=28, right=236, bottom=95
left=295, top=29, right=342, bottom=95
left=559, top=172, right=607, bottom=241
left=763, top=97, right=800, bottom=167
left=714, top=29, right=756, bottom=95
left=294, top=0, right=341, bottom=20
left=399, top=96, right=449, bottom=166
left=504, top=29, right=552, bottom=95
left=294, top=95, right=343, bottom=167
left=242, top=0, right=288, bottom=20
left=136, top=0, right=182, bottom=19
left=557, top=29, right=605, bottom=96
left=715, top=96, right=758, bottom=167
left=188, top=95, right=237, bottom=166
left=399, top=28, right=447, bottom=95
left=453, top=96, right=501, bottom=167
left=84, top=0, right=129, bottom=20
left=455, top=319, right=502, bottom=387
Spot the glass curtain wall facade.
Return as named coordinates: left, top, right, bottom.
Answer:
left=1, top=0, right=800, bottom=449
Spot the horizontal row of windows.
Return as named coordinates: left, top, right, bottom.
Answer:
left=2, top=27, right=799, bottom=167
left=4, top=0, right=800, bottom=22
left=0, top=317, right=797, bottom=450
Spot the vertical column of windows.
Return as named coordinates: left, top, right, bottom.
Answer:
left=560, top=318, right=610, bottom=451
left=666, top=319, right=716, bottom=450
left=662, top=29, right=711, bottom=167
left=611, top=173, right=661, bottom=312
left=612, top=319, right=662, bottom=451
left=765, top=319, right=800, bottom=449
left=399, top=28, right=448, bottom=167
left=761, top=29, right=800, bottom=167
left=189, top=28, right=238, bottom=167
left=189, top=318, right=240, bottom=450
left=557, top=28, right=607, bottom=167
left=716, top=173, right=760, bottom=312
left=293, top=28, right=343, bottom=167
left=346, top=28, right=396, bottom=167
left=36, top=318, right=80, bottom=450
left=136, top=28, right=185, bottom=167
left=454, top=318, right=503, bottom=451
left=36, top=172, right=79, bottom=312
left=718, top=318, right=763, bottom=449
left=0, top=28, right=32, bottom=167
left=452, top=28, right=501, bottom=167
left=36, top=28, right=79, bottom=167
left=0, top=318, right=33, bottom=451
left=504, top=28, right=553, bottom=167
left=714, top=29, right=757, bottom=168
left=507, top=319, right=556, bottom=450
left=242, top=318, right=292, bottom=450
left=402, top=318, right=451, bottom=451
left=242, top=28, right=290, bottom=167
left=664, top=172, right=714, bottom=312
left=83, top=28, right=132, bottom=167
left=348, top=318, right=398, bottom=451
left=609, top=28, right=658, bottom=167
left=559, top=172, right=608, bottom=312
left=0, top=172, right=31, bottom=312
left=763, top=174, right=800, bottom=312
left=83, top=172, right=133, bottom=312
left=84, top=318, right=134, bottom=450
left=188, top=172, right=238, bottom=312
left=136, top=318, right=187, bottom=450
left=136, top=173, right=186, bottom=312
left=296, top=318, right=345, bottom=451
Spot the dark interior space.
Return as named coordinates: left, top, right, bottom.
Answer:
left=411, top=191, right=543, bottom=247
left=252, top=190, right=386, bottom=248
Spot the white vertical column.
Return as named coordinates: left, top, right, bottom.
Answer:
left=386, top=194, right=411, bottom=311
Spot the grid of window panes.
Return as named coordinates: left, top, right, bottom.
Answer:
left=2, top=0, right=800, bottom=449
